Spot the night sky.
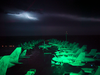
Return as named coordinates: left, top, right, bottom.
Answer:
left=0, top=0, right=100, bottom=36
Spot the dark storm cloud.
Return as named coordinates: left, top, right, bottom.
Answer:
left=0, top=0, right=100, bottom=36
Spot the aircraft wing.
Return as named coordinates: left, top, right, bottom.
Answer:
left=83, top=58, right=95, bottom=62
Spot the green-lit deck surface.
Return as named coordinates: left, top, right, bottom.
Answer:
left=0, top=39, right=99, bottom=75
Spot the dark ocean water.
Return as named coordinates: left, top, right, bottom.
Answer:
left=0, top=35, right=100, bottom=75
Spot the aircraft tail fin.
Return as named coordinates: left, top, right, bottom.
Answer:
left=75, top=52, right=85, bottom=63
left=9, top=47, right=22, bottom=63
left=20, top=50, right=27, bottom=57
left=89, top=49, right=97, bottom=56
